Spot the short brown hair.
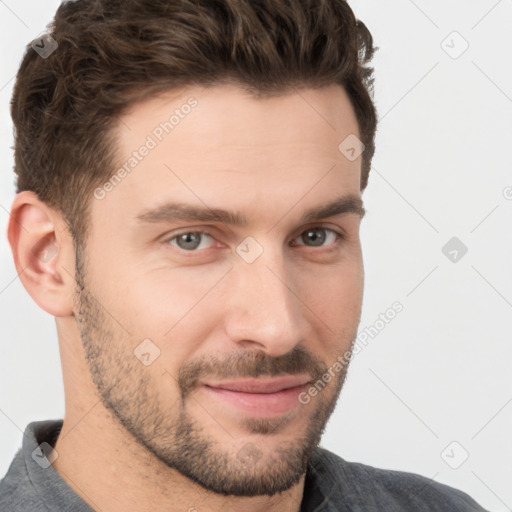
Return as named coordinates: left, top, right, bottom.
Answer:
left=11, top=0, right=377, bottom=249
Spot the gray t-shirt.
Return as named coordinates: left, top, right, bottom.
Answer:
left=0, top=420, right=489, bottom=511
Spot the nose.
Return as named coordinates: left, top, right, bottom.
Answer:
left=222, top=246, right=311, bottom=356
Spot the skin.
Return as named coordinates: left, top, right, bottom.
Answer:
left=8, top=83, right=365, bottom=512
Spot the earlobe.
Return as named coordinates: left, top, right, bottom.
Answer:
left=7, top=190, right=76, bottom=317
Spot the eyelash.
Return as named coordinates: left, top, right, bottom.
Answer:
left=162, top=227, right=346, bottom=254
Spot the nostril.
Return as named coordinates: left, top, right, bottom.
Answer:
left=236, top=339, right=267, bottom=350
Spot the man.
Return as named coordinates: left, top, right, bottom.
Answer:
left=0, top=0, right=488, bottom=510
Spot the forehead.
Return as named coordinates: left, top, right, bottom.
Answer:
left=92, top=83, right=362, bottom=230
left=117, top=82, right=360, bottom=150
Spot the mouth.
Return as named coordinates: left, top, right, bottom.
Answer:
left=199, top=375, right=312, bottom=417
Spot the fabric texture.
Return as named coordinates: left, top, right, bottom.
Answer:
left=0, top=420, right=488, bottom=511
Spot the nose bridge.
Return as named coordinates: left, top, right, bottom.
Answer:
left=224, top=245, right=308, bottom=354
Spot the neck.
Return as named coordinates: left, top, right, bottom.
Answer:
left=52, top=405, right=305, bottom=512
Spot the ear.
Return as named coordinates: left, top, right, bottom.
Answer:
left=7, top=190, right=77, bottom=317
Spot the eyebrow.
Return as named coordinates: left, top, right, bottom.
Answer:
left=135, top=194, right=365, bottom=226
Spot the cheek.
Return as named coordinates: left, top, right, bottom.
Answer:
left=297, top=251, right=364, bottom=306
left=297, top=257, right=363, bottom=332
left=93, top=255, right=188, bottom=319
left=326, top=277, right=363, bottom=324
left=90, top=261, right=228, bottom=365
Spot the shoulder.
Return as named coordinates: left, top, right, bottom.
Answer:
left=309, top=447, right=488, bottom=511
left=0, top=448, right=44, bottom=511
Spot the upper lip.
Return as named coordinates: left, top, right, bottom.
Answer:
left=202, top=375, right=312, bottom=394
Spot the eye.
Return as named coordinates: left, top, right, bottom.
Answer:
left=163, top=226, right=344, bottom=253
left=166, top=231, right=215, bottom=251
left=291, top=227, right=343, bottom=248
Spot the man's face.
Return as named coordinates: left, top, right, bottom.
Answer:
left=74, top=83, right=364, bottom=496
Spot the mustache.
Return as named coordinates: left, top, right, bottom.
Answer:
left=178, top=345, right=328, bottom=399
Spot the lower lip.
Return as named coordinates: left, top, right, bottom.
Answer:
left=201, top=384, right=308, bottom=417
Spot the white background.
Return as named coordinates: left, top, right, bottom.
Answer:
left=1, top=1, right=511, bottom=510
